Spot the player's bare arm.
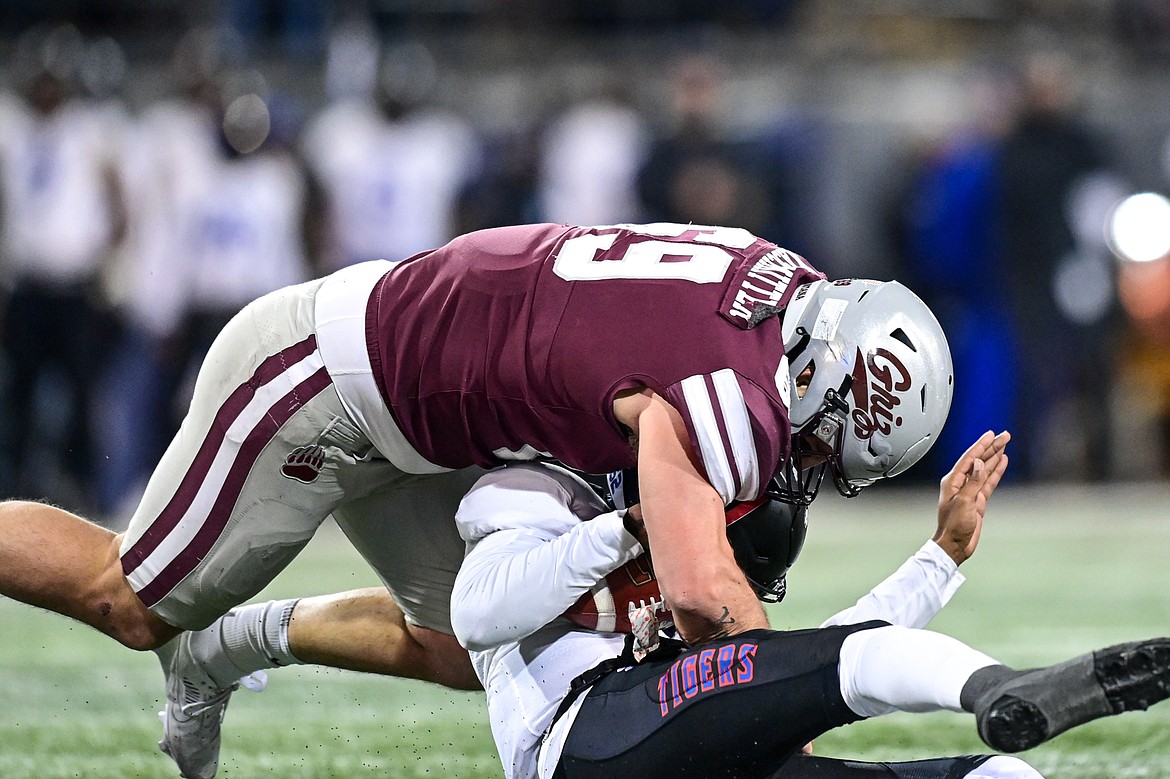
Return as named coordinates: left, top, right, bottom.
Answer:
left=0, top=501, right=179, bottom=650
left=613, top=388, right=768, bottom=643
left=933, top=431, right=1011, bottom=565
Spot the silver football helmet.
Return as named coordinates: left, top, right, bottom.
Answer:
left=776, top=279, right=953, bottom=503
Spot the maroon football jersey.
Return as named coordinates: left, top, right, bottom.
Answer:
left=365, top=223, right=823, bottom=502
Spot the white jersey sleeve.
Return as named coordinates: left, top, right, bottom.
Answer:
left=819, top=540, right=965, bottom=629
left=451, top=465, right=644, bottom=652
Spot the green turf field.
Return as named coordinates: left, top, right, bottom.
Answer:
left=1, top=483, right=1168, bottom=778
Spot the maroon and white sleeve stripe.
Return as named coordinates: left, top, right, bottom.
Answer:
left=121, top=334, right=332, bottom=608
left=666, top=368, right=766, bottom=505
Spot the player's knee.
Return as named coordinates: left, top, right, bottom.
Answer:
left=88, top=563, right=182, bottom=650
left=109, top=612, right=181, bottom=651
left=408, top=625, right=481, bottom=691
left=113, top=630, right=158, bottom=652
left=440, top=655, right=482, bottom=691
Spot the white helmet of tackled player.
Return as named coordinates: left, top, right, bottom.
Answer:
left=777, top=279, right=953, bottom=502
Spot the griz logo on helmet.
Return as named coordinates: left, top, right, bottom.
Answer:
left=849, top=346, right=912, bottom=441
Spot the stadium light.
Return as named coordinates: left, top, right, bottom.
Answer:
left=1108, top=192, right=1170, bottom=264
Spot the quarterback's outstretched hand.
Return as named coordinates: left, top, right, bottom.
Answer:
left=933, top=430, right=1010, bottom=565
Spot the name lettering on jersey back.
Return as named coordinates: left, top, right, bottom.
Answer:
left=656, top=642, right=758, bottom=716
left=721, top=248, right=820, bottom=328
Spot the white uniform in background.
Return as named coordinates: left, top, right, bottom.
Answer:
left=301, top=99, right=479, bottom=269
left=0, top=92, right=125, bottom=285
left=181, top=147, right=309, bottom=313
left=538, top=98, right=649, bottom=226
left=112, top=98, right=218, bottom=337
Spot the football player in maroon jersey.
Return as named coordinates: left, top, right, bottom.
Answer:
left=0, top=223, right=958, bottom=777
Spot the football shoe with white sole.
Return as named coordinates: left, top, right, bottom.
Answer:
left=157, top=633, right=267, bottom=779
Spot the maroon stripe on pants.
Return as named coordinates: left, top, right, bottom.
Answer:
left=122, top=334, right=320, bottom=576
left=135, top=366, right=333, bottom=607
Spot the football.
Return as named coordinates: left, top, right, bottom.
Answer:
left=563, top=553, right=668, bottom=633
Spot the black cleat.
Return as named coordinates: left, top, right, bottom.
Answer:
left=971, top=638, right=1170, bottom=753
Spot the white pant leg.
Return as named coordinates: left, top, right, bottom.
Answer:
left=838, top=624, right=999, bottom=718
left=120, top=278, right=344, bottom=628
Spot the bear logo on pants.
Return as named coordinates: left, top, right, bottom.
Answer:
left=281, top=445, right=326, bottom=483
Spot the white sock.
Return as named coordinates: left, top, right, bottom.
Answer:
left=838, top=624, right=999, bottom=718
left=965, top=756, right=1045, bottom=778
left=187, top=599, right=302, bottom=688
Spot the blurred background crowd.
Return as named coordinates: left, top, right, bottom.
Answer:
left=1, top=0, right=1170, bottom=523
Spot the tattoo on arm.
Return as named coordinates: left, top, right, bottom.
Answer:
left=708, top=606, right=736, bottom=640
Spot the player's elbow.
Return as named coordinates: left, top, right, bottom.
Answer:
left=450, top=598, right=526, bottom=652
left=450, top=604, right=495, bottom=652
